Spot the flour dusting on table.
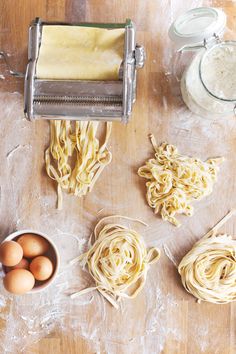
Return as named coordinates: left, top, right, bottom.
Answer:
left=0, top=0, right=235, bottom=353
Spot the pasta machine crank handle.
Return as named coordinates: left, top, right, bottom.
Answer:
left=0, top=51, right=25, bottom=78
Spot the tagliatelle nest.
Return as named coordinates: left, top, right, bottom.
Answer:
left=178, top=210, right=236, bottom=304
left=70, top=216, right=160, bottom=308
left=138, top=135, right=224, bottom=227
left=178, top=233, right=236, bottom=304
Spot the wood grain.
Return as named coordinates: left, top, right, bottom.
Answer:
left=0, top=1, right=236, bottom=353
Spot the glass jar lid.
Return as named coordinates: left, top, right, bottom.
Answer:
left=169, top=7, right=226, bottom=50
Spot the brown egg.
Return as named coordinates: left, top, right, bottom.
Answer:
left=0, top=241, right=23, bottom=266
left=5, top=258, right=29, bottom=273
left=17, top=233, right=49, bottom=258
left=3, top=269, right=35, bottom=295
left=30, top=256, right=53, bottom=281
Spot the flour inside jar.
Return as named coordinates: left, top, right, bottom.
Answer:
left=200, top=42, right=236, bottom=101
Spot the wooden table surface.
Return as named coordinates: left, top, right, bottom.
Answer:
left=0, top=1, right=236, bottom=353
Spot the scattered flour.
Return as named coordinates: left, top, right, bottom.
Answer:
left=0, top=0, right=233, bottom=353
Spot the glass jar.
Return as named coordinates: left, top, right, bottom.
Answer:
left=169, top=7, right=236, bottom=118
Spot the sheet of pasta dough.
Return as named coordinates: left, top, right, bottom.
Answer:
left=36, top=25, right=125, bottom=80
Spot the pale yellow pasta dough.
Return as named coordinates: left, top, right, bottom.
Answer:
left=138, top=134, right=224, bottom=227
left=36, top=25, right=125, bottom=80
left=70, top=215, right=160, bottom=308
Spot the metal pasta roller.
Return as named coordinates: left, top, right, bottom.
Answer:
left=23, top=18, right=145, bottom=123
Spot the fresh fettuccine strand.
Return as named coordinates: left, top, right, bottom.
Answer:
left=138, top=135, right=224, bottom=227
left=70, top=215, right=160, bottom=308
left=45, top=121, right=112, bottom=209
left=178, top=210, right=236, bottom=304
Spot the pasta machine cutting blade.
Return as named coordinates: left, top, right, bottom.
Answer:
left=23, top=18, right=145, bottom=123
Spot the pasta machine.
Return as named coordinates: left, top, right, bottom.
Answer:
left=22, top=18, right=145, bottom=123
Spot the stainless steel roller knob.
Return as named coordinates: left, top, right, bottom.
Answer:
left=135, top=45, right=146, bottom=68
